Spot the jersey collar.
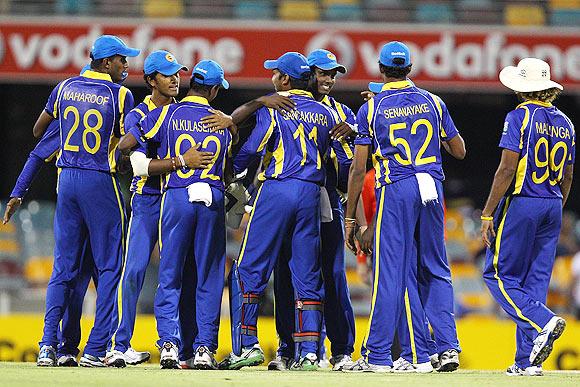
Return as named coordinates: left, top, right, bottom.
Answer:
left=517, top=100, right=553, bottom=108
left=381, top=79, right=414, bottom=92
left=321, top=95, right=332, bottom=106
left=287, top=89, right=314, bottom=99
left=143, top=95, right=157, bottom=111
left=181, top=95, right=210, bottom=105
left=82, top=70, right=113, bottom=82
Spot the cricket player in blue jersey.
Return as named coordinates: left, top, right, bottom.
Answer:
left=481, top=58, right=575, bottom=376
left=269, top=49, right=356, bottom=371
left=121, top=59, right=232, bottom=370
left=105, top=50, right=188, bottom=368
left=7, top=65, right=130, bottom=367
left=343, top=41, right=465, bottom=372
left=34, top=35, right=139, bottom=367
left=221, top=52, right=340, bottom=371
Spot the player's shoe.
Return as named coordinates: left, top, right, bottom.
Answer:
left=105, top=350, right=127, bottom=368
left=429, top=353, right=440, bottom=369
left=193, top=346, right=218, bottom=370
left=330, top=354, right=353, bottom=371
left=124, top=348, right=150, bottom=365
left=37, top=345, right=56, bottom=367
left=393, top=357, right=434, bottom=373
left=79, top=354, right=106, bottom=367
left=506, top=364, right=543, bottom=376
left=437, top=349, right=459, bottom=372
left=530, top=316, right=566, bottom=366
left=290, top=353, right=318, bottom=371
left=179, top=357, right=195, bottom=369
left=159, top=342, right=180, bottom=369
left=57, top=354, right=78, bottom=367
left=342, top=358, right=392, bottom=373
left=318, top=353, right=329, bottom=369
left=219, top=344, right=265, bottom=370
left=268, top=355, right=293, bottom=371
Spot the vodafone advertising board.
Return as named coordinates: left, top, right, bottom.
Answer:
left=0, top=18, right=579, bottom=92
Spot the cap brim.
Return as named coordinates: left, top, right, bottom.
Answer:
left=119, top=47, right=141, bottom=58
left=315, top=62, right=347, bottom=74
left=264, top=60, right=279, bottom=70
left=368, top=82, right=384, bottom=94
left=157, top=63, right=189, bottom=76
left=221, top=79, right=230, bottom=90
left=499, top=66, right=563, bottom=92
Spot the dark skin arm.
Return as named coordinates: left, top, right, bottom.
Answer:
left=358, top=213, right=375, bottom=255
left=345, top=144, right=370, bottom=253
left=561, top=164, right=574, bottom=207
left=443, top=134, right=467, bottom=160
left=231, top=94, right=295, bottom=125
left=329, top=121, right=356, bottom=141
left=3, top=198, right=22, bottom=224
left=33, top=111, right=54, bottom=138
left=200, top=109, right=239, bottom=144
left=480, top=149, right=519, bottom=248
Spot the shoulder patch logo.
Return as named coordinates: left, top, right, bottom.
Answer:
left=502, top=121, right=509, bottom=135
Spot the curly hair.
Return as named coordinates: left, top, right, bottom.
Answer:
left=516, top=88, right=561, bottom=104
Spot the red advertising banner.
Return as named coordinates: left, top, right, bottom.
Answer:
left=0, top=17, right=579, bottom=92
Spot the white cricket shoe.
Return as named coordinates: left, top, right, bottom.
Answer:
left=342, top=358, right=393, bottom=373
left=159, top=342, right=179, bottom=369
left=330, top=354, right=353, bottom=371
left=37, top=345, right=56, bottom=367
left=124, top=348, right=150, bottom=365
left=393, top=357, right=433, bottom=373
left=193, top=346, right=218, bottom=370
left=57, top=354, right=78, bottom=367
left=268, top=355, right=293, bottom=371
left=105, top=350, right=126, bottom=368
left=437, top=349, right=459, bottom=372
left=318, top=353, right=330, bottom=369
left=79, top=354, right=106, bottom=367
left=530, top=316, right=566, bottom=366
left=506, top=364, right=543, bottom=376
left=429, top=353, right=440, bottom=369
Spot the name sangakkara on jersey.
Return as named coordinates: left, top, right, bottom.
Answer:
left=171, top=119, right=225, bottom=135
left=535, top=122, right=572, bottom=139
left=383, top=103, right=430, bottom=119
left=281, top=110, right=329, bottom=126
left=62, top=91, right=110, bottom=105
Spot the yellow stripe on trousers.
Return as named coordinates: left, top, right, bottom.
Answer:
left=492, top=197, right=542, bottom=332
left=110, top=177, right=127, bottom=350
left=363, top=186, right=386, bottom=361
left=404, top=288, right=417, bottom=364
left=237, top=184, right=264, bottom=265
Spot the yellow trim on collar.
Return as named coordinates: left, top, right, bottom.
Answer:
left=381, top=80, right=413, bottom=91
left=143, top=95, right=157, bottom=111
left=181, top=95, right=210, bottom=105
left=287, top=89, right=314, bottom=98
left=82, top=70, right=113, bottom=82
left=517, top=100, right=552, bottom=108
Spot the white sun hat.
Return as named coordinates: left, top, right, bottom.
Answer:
left=499, top=58, right=563, bottom=92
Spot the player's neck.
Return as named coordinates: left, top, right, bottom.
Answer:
left=382, top=76, right=406, bottom=84
left=150, top=92, right=172, bottom=108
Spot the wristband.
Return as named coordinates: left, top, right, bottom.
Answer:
left=344, top=217, right=356, bottom=222
left=171, top=157, right=177, bottom=171
left=480, top=216, right=494, bottom=221
left=178, top=155, right=186, bottom=169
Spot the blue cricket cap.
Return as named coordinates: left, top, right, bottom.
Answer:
left=368, top=82, right=384, bottom=94
left=307, top=49, right=347, bottom=74
left=191, top=60, right=229, bottom=89
left=91, top=35, right=140, bottom=60
left=379, top=41, right=411, bottom=67
left=264, top=52, right=311, bottom=79
left=144, top=50, right=188, bottom=76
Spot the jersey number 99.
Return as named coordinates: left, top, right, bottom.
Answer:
left=531, top=138, right=568, bottom=186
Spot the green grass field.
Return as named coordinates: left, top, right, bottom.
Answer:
left=1, top=362, right=579, bottom=387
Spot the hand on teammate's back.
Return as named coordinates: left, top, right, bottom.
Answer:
left=3, top=197, right=22, bottom=224
left=182, top=143, right=214, bottom=169
left=360, top=91, right=375, bottom=101
left=330, top=121, right=355, bottom=140
left=480, top=219, right=496, bottom=248
left=202, top=109, right=236, bottom=134
left=257, top=94, right=296, bottom=112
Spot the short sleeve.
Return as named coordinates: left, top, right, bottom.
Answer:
left=44, top=80, right=66, bottom=119
left=568, top=126, right=575, bottom=165
left=118, top=87, right=135, bottom=136
left=499, top=110, right=524, bottom=153
left=233, top=107, right=276, bottom=173
left=354, top=101, right=372, bottom=146
left=30, top=120, right=61, bottom=161
left=438, top=97, right=459, bottom=141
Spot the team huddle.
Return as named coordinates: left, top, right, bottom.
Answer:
left=3, top=34, right=575, bottom=376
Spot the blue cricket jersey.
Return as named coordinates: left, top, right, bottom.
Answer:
left=131, top=95, right=232, bottom=191
left=234, top=89, right=340, bottom=186
left=45, top=70, right=134, bottom=173
left=125, top=96, right=164, bottom=195
left=355, top=80, right=459, bottom=188
left=321, top=95, right=355, bottom=206
left=500, top=100, right=575, bottom=199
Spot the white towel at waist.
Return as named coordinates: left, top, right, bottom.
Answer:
left=415, top=173, right=438, bottom=206
left=187, top=182, right=213, bottom=207
left=320, top=186, right=333, bottom=223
